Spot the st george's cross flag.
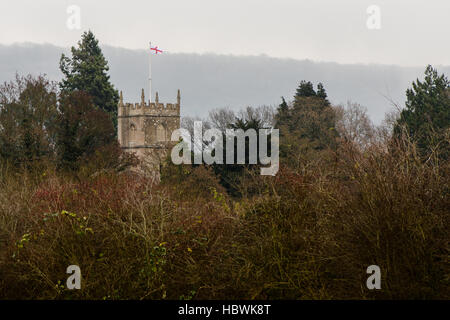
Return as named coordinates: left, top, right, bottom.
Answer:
left=150, top=45, right=163, bottom=54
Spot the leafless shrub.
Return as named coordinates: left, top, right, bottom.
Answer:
left=335, top=101, right=375, bottom=149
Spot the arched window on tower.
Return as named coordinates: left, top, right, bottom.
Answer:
left=156, top=124, right=166, bottom=142
left=129, top=123, right=137, bottom=145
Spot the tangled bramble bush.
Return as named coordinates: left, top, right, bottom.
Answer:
left=0, top=133, right=448, bottom=299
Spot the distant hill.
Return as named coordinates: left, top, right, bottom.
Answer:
left=1, top=43, right=449, bottom=123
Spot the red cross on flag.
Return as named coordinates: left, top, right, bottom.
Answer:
left=150, top=45, right=163, bottom=54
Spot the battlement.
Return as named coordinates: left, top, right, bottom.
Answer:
left=118, top=89, right=181, bottom=118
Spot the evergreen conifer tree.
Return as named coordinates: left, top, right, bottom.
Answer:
left=394, top=65, right=449, bottom=159
left=59, top=31, right=119, bottom=129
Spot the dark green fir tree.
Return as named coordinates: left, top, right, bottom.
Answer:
left=59, top=30, right=119, bottom=129
left=394, top=65, right=450, bottom=159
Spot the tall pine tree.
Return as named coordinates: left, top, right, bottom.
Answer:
left=59, top=30, right=119, bottom=129
left=275, top=96, right=289, bottom=127
left=394, top=65, right=449, bottom=159
left=296, top=80, right=316, bottom=97
left=275, top=81, right=338, bottom=167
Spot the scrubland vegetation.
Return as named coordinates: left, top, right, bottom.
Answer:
left=0, top=121, right=448, bottom=299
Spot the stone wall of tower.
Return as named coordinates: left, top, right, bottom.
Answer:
left=118, top=89, right=181, bottom=177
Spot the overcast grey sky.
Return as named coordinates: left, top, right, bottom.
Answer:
left=0, top=0, right=449, bottom=66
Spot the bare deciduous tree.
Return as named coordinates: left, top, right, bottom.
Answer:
left=207, top=108, right=236, bottom=131
left=335, top=101, right=375, bottom=149
left=237, top=105, right=275, bottom=128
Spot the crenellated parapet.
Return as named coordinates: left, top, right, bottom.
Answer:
left=119, top=101, right=180, bottom=117
left=118, top=89, right=180, bottom=118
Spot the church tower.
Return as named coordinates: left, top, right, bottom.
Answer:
left=117, top=89, right=181, bottom=178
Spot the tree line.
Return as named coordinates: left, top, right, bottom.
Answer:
left=0, top=31, right=130, bottom=172
left=0, top=30, right=448, bottom=180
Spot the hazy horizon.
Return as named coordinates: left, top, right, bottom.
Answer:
left=5, top=40, right=450, bottom=68
left=1, top=42, right=449, bottom=125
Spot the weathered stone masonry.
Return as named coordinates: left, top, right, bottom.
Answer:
left=118, top=89, right=181, bottom=178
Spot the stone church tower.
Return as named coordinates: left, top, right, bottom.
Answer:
left=117, top=89, right=181, bottom=178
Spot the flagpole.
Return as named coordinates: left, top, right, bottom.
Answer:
left=149, top=42, right=152, bottom=103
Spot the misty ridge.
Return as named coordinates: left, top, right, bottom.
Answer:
left=1, top=43, right=449, bottom=124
